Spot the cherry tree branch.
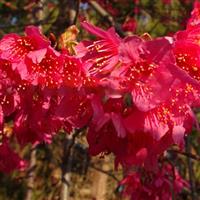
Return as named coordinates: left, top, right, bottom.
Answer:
left=88, top=0, right=124, bottom=37
left=167, top=149, right=200, bottom=162
left=52, top=0, right=80, bottom=35
left=89, top=164, right=120, bottom=182
left=60, top=129, right=81, bottom=200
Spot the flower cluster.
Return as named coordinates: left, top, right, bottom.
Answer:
left=0, top=2, right=200, bottom=199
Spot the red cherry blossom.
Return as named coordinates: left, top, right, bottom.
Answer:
left=0, top=26, right=49, bottom=63
left=85, top=28, right=200, bottom=172
left=174, top=25, right=200, bottom=86
left=0, top=19, right=199, bottom=198
left=14, top=89, right=61, bottom=145
left=23, top=47, right=63, bottom=88
left=116, top=36, right=175, bottom=111
left=76, top=22, right=121, bottom=79
left=62, top=53, right=86, bottom=88
left=55, top=88, right=92, bottom=129
left=87, top=95, right=131, bottom=156
left=124, top=102, right=195, bottom=145
left=115, top=131, right=173, bottom=170
left=0, top=59, right=20, bottom=116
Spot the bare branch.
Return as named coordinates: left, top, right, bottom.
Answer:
left=89, top=163, right=120, bottom=182
left=60, top=129, right=81, bottom=200
left=167, top=149, right=200, bottom=162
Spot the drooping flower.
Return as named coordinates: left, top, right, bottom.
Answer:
left=87, top=95, right=129, bottom=156
left=124, top=101, right=195, bottom=146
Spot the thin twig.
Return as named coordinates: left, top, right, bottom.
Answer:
left=185, top=136, right=197, bottom=200
left=89, top=164, right=120, bottom=182
left=52, top=0, right=80, bottom=36
left=68, top=0, right=80, bottom=26
left=168, top=149, right=200, bottom=162
left=88, top=0, right=125, bottom=37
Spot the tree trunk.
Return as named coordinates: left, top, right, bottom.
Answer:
left=25, top=148, right=37, bottom=200
left=91, top=158, right=110, bottom=200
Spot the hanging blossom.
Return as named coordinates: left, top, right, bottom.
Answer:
left=78, top=20, right=199, bottom=172
left=0, top=25, right=93, bottom=170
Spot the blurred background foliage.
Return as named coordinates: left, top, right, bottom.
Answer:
left=0, top=0, right=194, bottom=37
left=0, top=0, right=200, bottom=200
